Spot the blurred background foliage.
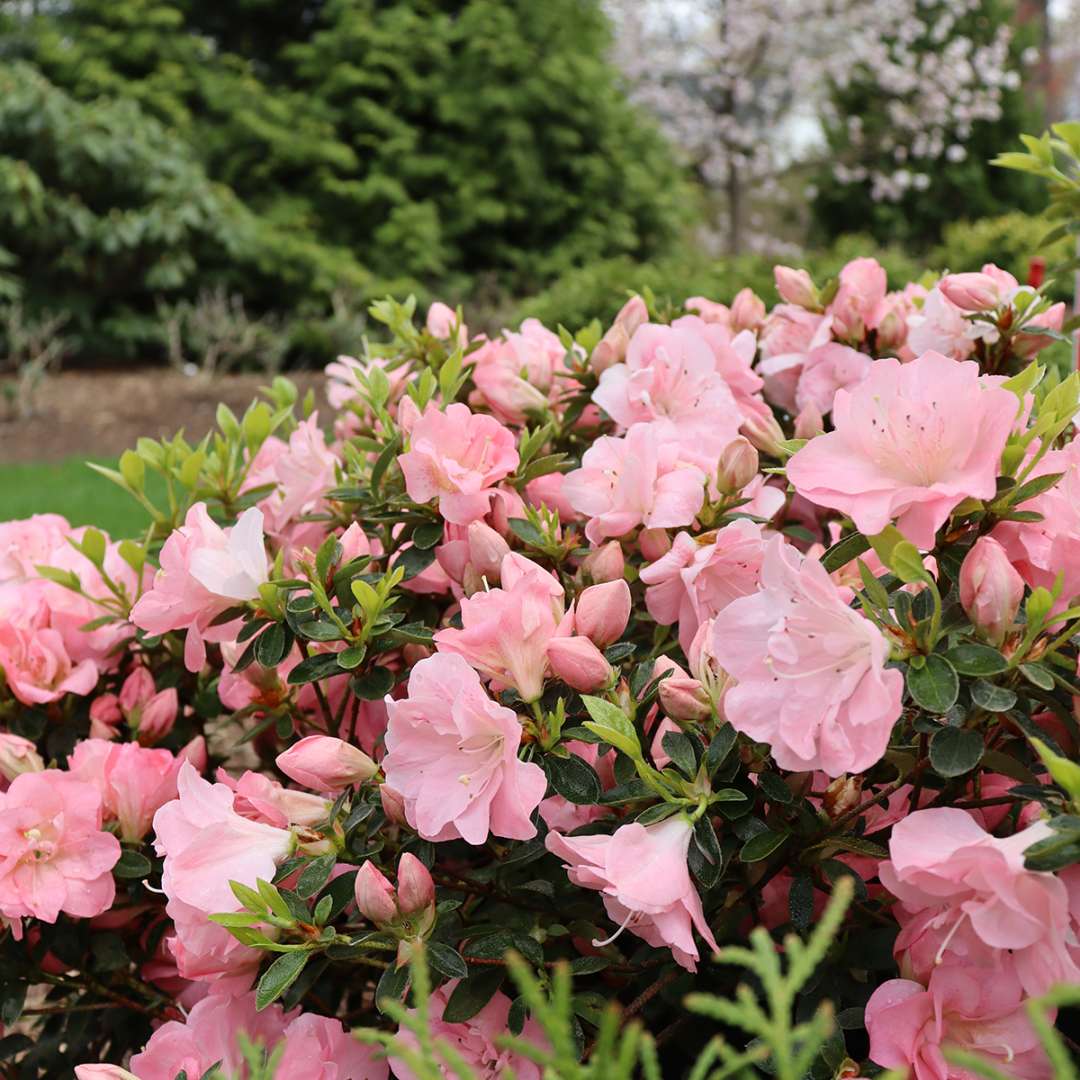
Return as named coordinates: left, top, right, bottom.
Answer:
left=0, top=0, right=1073, bottom=367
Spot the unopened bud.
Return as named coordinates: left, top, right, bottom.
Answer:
left=823, top=774, right=863, bottom=819
left=730, top=288, right=765, bottom=332
left=396, top=852, right=435, bottom=918
left=938, top=272, right=1002, bottom=312
left=793, top=402, right=824, bottom=440
left=774, top=266, right=818, bottom=309
left=742, top=409, right=786, bottom=458
left=118, top=667, right=155, bottom=715
left=715, top=437, right=759, bottom=495
left=959, top=536, right=1023, bottom=646
left=380, top=784, right=409, bottom=825
left=467, top=521, right=510, bottom=582
left=638, top=528, right=671, bottom=562
left=581, top=541, right=624, bottom=584
left=546, top=636, right=613, bottom=692
left=0, top=733, right=44, bottom=782
left=575, top=580, right=631, bottom=648
left=655, top=657, right=710, bottom=722
left=354, top=860, right=398, bottom=925
left=277, top=735, right=378, bottom=792
left=135, top=688, right=178, bottom=745
left=89, top=694, right=122, bottom=740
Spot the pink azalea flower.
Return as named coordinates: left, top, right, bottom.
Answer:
left=397, top=402, right=519, bottom=525
left=0, top=602, right=99, bottom=704
left=786, top=352, right=1018, bottom=548
left=153, top=763, right=294, bottom=988
left=880, top=808, right=1080, bottom=996
left=866, top=968, right=1051, bottom=1080
left=993, top=435, right=1080, bottom=611
left=0, top=512, right=71, bottom=586
left=641, top=519, right=766, bottom=653
left=469, top=318, right=573, bottom=423
left=905, top=287, right=985, bottom=360
left=758, top=310, right=835, bottom=413
left=711, top=536, right=903, bottom=776
left=382, top=652, right=547, bottom=844
left=433, top=552, right=573, bottom=702
left=792, top=343, right=873, bottom=418
left=130, top=503, right=269, bottom=672
left=426, top=300, right=467, bottom=345
left=0, top=771, right=120, bottom=922
left=68, top=738, right=197, bottom=842
left=593, top=324, right=744, bottom=456
left=827, top=257, right=887, bottom=341
left=546, top=814, right=718, bottom=972
left=391, top=980, right=548, bottom=1080
left=563, top=421, right=706, bottom=545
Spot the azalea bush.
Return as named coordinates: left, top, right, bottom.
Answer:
left=1, top=257, right=1080, bottom=1079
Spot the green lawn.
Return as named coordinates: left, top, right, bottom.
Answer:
left=0, top=457, right=160, bottom=537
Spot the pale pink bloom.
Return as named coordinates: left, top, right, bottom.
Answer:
left=793, top=343, right=873, bottom=418
left=729, top=287, right=766, bottom=332
left=593, top=324, right=744, bottom=456
left=75, top=1067, right=139, bottom=1080
left=880, top=808, right=1079, bottom=997
left=786, top=352, right=1018, bottom=549
left=382, top=653, right=546, bottom=844
left=0, top=733, right=43, bottom=783
left=398, top=402, right=519, bottom=525
left=828, top=257, right=887, bottom=340
left=130, top=503, right=269, bottom=671
left=546, top=815, right=718, bottom=972
left=758, top=310, right=834, bottom=413
left=711, top=536, right=903, bottom=776
left=774, top=266, right=818, bottom=308
left=905, top=287, right=983, bottom=360
left=244, top=415, right=339, bottom=538
left=127, top=991, right=292, bottom=1080
left=470, top=318, right=573, bottom=423
left=116, top=666, right=178, bottom=743
left=641, top=519, right=765, bottom=653
left=434, top=552, right=573, bottom=702
left=215, top=767, right=330, bottom=829
left=546, top=635, right=612, bottom=691
left=391, top=981, right=548, bottom=1080
left=218, top=638, right=299, bottom=711
left=0, top=602, right=99, bottom=704
left=426, top=300, right=467, bottom=345
left=276, top=1011, right=388, bottom=1079
left=684, top=296, right=731, bottom=326
left=959, top=536, right=1023, bottom=645
left=0, top=771, right=120, bottom=922
left=575, top=579, right=631, bottom=648
left=69, top=738, right=196, bottom=842
left=153, top=764, right=294, bottom=987
left=866, top=968, right=1051, bottom=1080
left=563, top=421, right=706, bottom=545
left=877, top=283, right=925, bottom=353
left=277, top=735, right=378, bottom=792
left=993, top=436, right=1080, bottom=610
left=0, top=513, right=71, bottom=586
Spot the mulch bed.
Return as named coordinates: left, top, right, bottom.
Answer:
left=0, top=369, right=326, bottom=464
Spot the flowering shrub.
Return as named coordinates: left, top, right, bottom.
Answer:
left=1, top=262, right=1079, bottom=1079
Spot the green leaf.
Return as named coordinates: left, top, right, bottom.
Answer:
left=820, top=532, right=870, bottom=573
left=1020, top=663, right=1055, bottom=691
left=442, top=969, right=506, bottom=1023
left=580, top=696, right=641, bottom=760
left=254, top=622, right=290, bottom=668
left=255, top=950, right=310, bottom=1010
left=375, top=963, right=410, bottom=1014
left=428, top=942, right=469, bottom=980
left=396, top=544, right=437, bottom=579
left=507, top=518, right=546, bottom=548
left=739, top=829, right=788, bottom=863
left=296, top=854, right=337, bottom=899
left=930, top=727, right=984, bottom=778
left=287, top=652, right=344, bottom=685
left=661, top=731, right=697, bottom=777
left=350, top=665, right=395, bottom=700
left=890, top=541, right=932, bottom=585
left=906, top=654, right=960, bottom=713
left=970, top=679, right=1017, bottom=712
left=546, top=753, right=602, bottom=805
left=113, top=849, right=152, bottom=879
left=945, top=643, right=1008, bottom=677
left=1031, top=738, right=1080, bottom=804
left=411, top=522, right=444, bottom=550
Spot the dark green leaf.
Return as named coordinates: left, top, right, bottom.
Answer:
left=945, top=643, right=1008, bottom=677
left=254, top=622, right=290, bottom=668
left=821, top=532, right=870, bottom=573
left=970, top=679, right=1017, bottom=712
left=546, top=753, right=602, bottom=805
left=739, top=829, right=788, bottom=863
left=395, top=543, right=437, bottom=579
left=113, top=849, right=152, bottom=879
left=287, top=652, right=344, bottom=685
left=705, top=725, right=738, bottom=774
left=788, top=873, right=815, bottom=933
left=442, top=969, right=506, bottom=1023
left=756, top=771, right=793, bottom=805
left=411, top=522, right=444, bottom=550
left=1020, top=663, right=1055, bottom=691
left=930, top=726, right=984, bottom=778
left=296, top=854, right=337, bottom=899
left=906, top=654, right=959, bottom=713
left=255, top=950, right=310, bottom=1010
left=661, top=731, right=697, bottom=777
left=375, top=962, right=410, bottom=1014
left=507, top=518, right=546, bottom=548
left=350, top=665, right=395, bottom=699
left=428, top=942, right=469, bottom=980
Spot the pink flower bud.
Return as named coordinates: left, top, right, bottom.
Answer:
left=1015, top=301, right=1066, bottom=358
left=179, top=735, right=208, bottom=772
left=277, top=735, right=378, bottom=792
left=88, top=694, right=122, bottom=740
left=655, top=656, right=711, bottom=722
left=715, top=437, right=759, bottom=495
left=938, top=272, right=1002, bottom=312
left=396, top=852, right=435, bottom=918
left=488, top=487, right=527, bottom=538
left=581, top=541, right=625, bottom=584
left=118, top=667, right=154, bottom=715
left=774, top=266, right=818, bottom=308
left=742, top=409, right=786, bottom=458
left=875, top=306, right=907, bottom=351
left=0, top=733, right=44, bottom=782
left=793, top=402, right=824, bottom=440
left=426, top=301, right=467, bottom=344
left=467, top=521, right=510, bottom=582
left=685, top=296, right=731, bottom=326
left=575, top=580, right=631, bottom=648
left=546, top=636, right=613, bottom=692
left=638, top=527, right=671, bottom=562
left=380, top=784, right=409, bottom=825
left=730, top=288, right=766, bottom=332
left=354, top=860, right=398, bottom=925
left=614, top=294, right=648, bottom=336
left=135, top=688, right=178, bottom=744
left=591, top=323, right=630, bottom=374
left=959, top=536, right=1024, bottom=646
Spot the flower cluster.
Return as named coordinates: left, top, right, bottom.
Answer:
left=2, top=259, right=1078, bottom=1078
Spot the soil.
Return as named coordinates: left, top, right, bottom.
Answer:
left=0, top=369, right=327, bottom=464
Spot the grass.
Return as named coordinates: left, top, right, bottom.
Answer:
left=0, top=456, right=159, bottom=537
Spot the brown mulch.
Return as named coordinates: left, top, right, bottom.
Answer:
left=0, top=369, right=326, bottom=464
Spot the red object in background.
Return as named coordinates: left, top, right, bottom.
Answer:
left=1027, top=257, right=1045, bottom=288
